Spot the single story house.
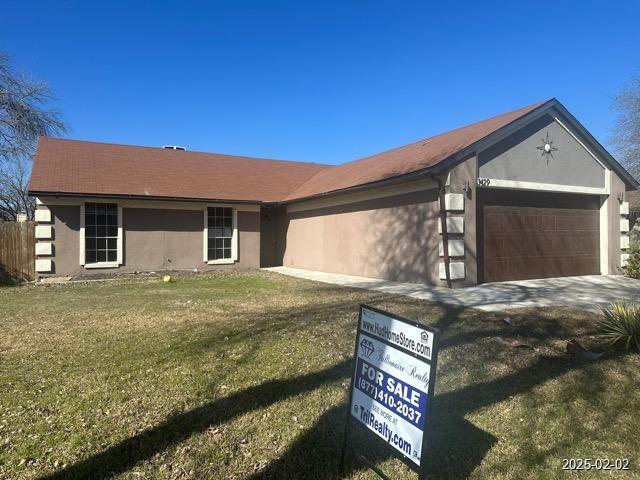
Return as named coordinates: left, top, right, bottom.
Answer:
left=28, top=98, right=638, bottom=287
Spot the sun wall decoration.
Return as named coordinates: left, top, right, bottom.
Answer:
left=536, top=131, right=558, bottom=166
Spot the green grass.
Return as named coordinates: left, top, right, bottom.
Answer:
left=0, top=271, right=638, bottom=479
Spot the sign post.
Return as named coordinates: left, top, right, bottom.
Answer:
left=340, top=304, right=440, bottom=479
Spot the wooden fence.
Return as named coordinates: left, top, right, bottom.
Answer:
left=0, top=221, right=35, bottom=282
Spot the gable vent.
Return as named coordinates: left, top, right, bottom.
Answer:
left=162, top=145, right=187, bottom=151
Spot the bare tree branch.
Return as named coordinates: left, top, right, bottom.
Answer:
left=611, top=74, right=640, bottom=182
left=0, top=52, right=66, bottom=163
left=0, top=52, right=67, bottom=221
left=0, top=158, right=35, bottom=221
left=0, top=159, right=35, bottom=221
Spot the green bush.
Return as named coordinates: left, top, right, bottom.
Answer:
left=622, top=241, right=640, bottom=278
left=598, top=301, right=640, bottom=351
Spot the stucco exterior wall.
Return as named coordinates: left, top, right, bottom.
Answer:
left=478, top=112, right=606, bottom=189
left=49, top=205, right=80, bottom=275
left=281, top=188, right=442, bottom=285
left=40, top=201, right=260, bottom=277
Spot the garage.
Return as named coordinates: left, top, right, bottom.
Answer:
left=479, top=190, right=601, bottom=283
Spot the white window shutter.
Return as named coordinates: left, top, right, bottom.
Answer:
left=117, top=205, right=123, bottom=265
left=203, top=209, right=208, bottom=262
left=232, top=209, right=239, bottom=262
left=79, top=204, right=86, bottom=265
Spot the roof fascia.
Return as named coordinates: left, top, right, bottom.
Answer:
left=29, top=191, right=266, bottom=205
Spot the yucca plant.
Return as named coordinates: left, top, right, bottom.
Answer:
left=598, top=301, right=640, bottom=352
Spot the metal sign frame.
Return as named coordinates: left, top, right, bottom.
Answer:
left=339, top=304, right=440, bottom=479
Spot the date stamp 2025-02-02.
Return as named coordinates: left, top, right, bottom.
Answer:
left=562, top=458, right=630, bottom=471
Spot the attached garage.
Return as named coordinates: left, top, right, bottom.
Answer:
left=479, top=190, right=600, bottom=282
left=277, top=99, right=637, bottom=287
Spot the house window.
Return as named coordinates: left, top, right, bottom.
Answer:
left=85, top=202, right=119, bottom=263
left=207, top=207, right=233, bottom=261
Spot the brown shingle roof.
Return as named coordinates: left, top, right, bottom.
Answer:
left=30, top=100, right=547, bottom=203
left=29, top=139, right=331, bottom=202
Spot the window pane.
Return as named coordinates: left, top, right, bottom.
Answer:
left=84, top=203, right=119, bottom=264
left=207, top=207, right=234, bottom=258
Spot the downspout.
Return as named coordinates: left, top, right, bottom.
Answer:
left=436, top=176, right=452, bottom=288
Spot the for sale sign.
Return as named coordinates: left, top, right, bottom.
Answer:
left=342, top=305, right=439, bottom=474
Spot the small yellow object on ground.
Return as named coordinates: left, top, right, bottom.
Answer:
left=163, top=275, right=172, bottom=283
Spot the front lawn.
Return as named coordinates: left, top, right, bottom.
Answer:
left=0, top=271, right=638, bottom=479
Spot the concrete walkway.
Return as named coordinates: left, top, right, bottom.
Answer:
left=265, top=266, right=640, bottom=312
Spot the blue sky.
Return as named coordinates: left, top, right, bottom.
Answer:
left=2, top=1, right=639, bottom=165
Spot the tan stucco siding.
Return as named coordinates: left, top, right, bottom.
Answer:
left=50, top=205, right=80, bottom=275
left=282, top=189, right=441, bottom=284
left=44, top=202, right=260, bottom=276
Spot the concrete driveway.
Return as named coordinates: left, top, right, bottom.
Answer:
left=265, top=266, right=640, bottom=312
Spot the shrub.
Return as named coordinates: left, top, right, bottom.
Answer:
left=598, top=301, right=640, bottom=351
left=622, top=241, right=640, bottom=278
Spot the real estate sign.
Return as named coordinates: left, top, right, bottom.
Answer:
left=342, top=305, right=439, bottom=475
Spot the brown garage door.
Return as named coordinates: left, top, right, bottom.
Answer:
left=481, top=190, right=600, bottom=283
